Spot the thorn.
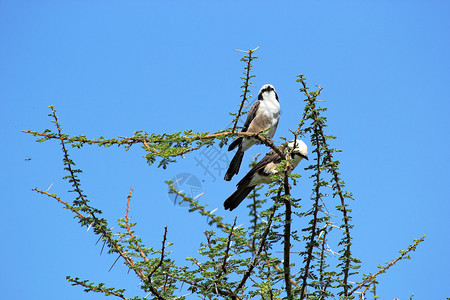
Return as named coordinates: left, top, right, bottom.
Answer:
left=108, top=255, right=121, bottom=272
left=100, top=240, right=106, bottom=255
left=234, top=45, right=260, bottom=53
left=192, top=192, right=205, bottom=200
left=95, top=233, right=103, bottom=245
left=46, top=182, right=54, bottom=192
left=173, top=177, right=184, bottom=185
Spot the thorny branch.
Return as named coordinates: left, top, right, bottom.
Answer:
left=235, top=189, right=281, bottom=294
left=169, top=182, right=300, bottom=289
left=32, top=188, right=86, bottom=219
left=171, top=143, right=208, bottom=157
left=348, top=235, right=426, bottom=297
left=148, top=227, right=168, bottom=280
left=219, top=218, right=237, bottom=277
left=319, top=225, right=331, bottom=294
left=46, top=106, right=165, bottom=300
left=23, top=130, right=284, bottom=161
left=66, top=277, right=128, bottom=300
left=124, top=188, right=149, bottom=262
left=232, top=46, right=258, bottom=133
left=27, top=70, right=425, bottom=299
left=300, top=114, right=323, bottom=299
left=34, top=183, right=163, bottom=298
left=299, top=75, right=353, bottom=294
left=283, top=168, right=293, bottom=299
left=166, top=267, right=233, bottom=298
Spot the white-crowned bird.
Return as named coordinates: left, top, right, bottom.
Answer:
left=224, top=140, right=308, bottom=211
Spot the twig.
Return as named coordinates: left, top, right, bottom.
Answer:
left=294, top=77, right=323, bottom=138
left=143, top=140, right=160, bottom=153
left=298, top=75, right=353, bottom=294
left=283, top=171, right=293, bottom=299
left=148, top=227, right=168, bottom=280
left=173, top=143, right=207, bottom=157
left=143, top=227, right=168, bottom=300
left=192, top=259, right=207, bottom=272
left=300, top=119, right=323, bottom=299
left=251, top=192, right=258, bottom=251
left=50, top=108, right=93, bottom=216
left=66, top=277, right=128, bottom=300
left=124, top=188, right=149, bottom=262
left=205, top=232, right=217, bottom=264
left=32, top=188, right=86, bottom=219
left=219, top=218, right=237, bottom=276
left=232, top=47, right=258, bottom=133
left=23, top=130, right=284, bottom=160
left=235, top=189, right=281, bottom=293
left=44, top=107, right=164, bottom=300
left=348, top=235, right=426, bottom=297
left=169, top=182, right=299, bottom=289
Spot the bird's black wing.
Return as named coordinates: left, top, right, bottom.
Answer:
left=227, top=100, right=261, bottom=152
left=236, top=148, right=284, bottom=188
left=242, top=100, right=260, bottom=132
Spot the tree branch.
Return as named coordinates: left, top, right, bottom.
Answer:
left=124, top=188, right=149, bottom=262
left=43, top=106, right=165, bottom=300
left=348, top=235, right=425, bottom=297
left=66, top=276, right=128, bottom=300
left=235, top=189, right=281, bottom=293
left=298, top=75, right=353, bottom=295
left=219, top=218, right=237, bottom=277
left=148, top=227, right=168, bottom=280
left=283, top=171, right=293, bottom=299
left=232, top=46, right=258, bottom=133
left=23, top=129, right=284, bottom=160
left=300, top=125, right=322, bottom=299
left=32, top=188, right=86, bottom=219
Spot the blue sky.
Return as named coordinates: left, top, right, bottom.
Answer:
left=1, top=1, right=449, bottom=299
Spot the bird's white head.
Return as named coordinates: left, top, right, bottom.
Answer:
left=288, top=139, right=308, bottom=161
left=258, top=84, right=279, bottom=102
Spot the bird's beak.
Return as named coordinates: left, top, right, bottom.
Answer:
left=304, top=155, right=309, bottom=161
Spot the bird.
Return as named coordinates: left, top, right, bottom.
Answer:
left=224, top=140, right=308, bottom=211
left=224, top=84, right=281, bottom=181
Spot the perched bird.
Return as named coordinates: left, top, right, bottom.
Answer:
left=224, top=140, right=308, bottom=211
left=224, top=84, right=281, bottom=181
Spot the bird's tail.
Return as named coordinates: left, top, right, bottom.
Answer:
left=224, top=150, right=244, bottom=181
left=228, top=137, right=242, bottom=151
left=224, top=186, right=254, bottom=211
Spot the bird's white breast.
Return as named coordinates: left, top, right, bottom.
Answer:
left=262, top=98, right=280, bottom=135
left=261, top=98, right=280, bottom=120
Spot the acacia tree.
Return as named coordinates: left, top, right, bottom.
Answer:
left=25, top=48, right=424, bottom=300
